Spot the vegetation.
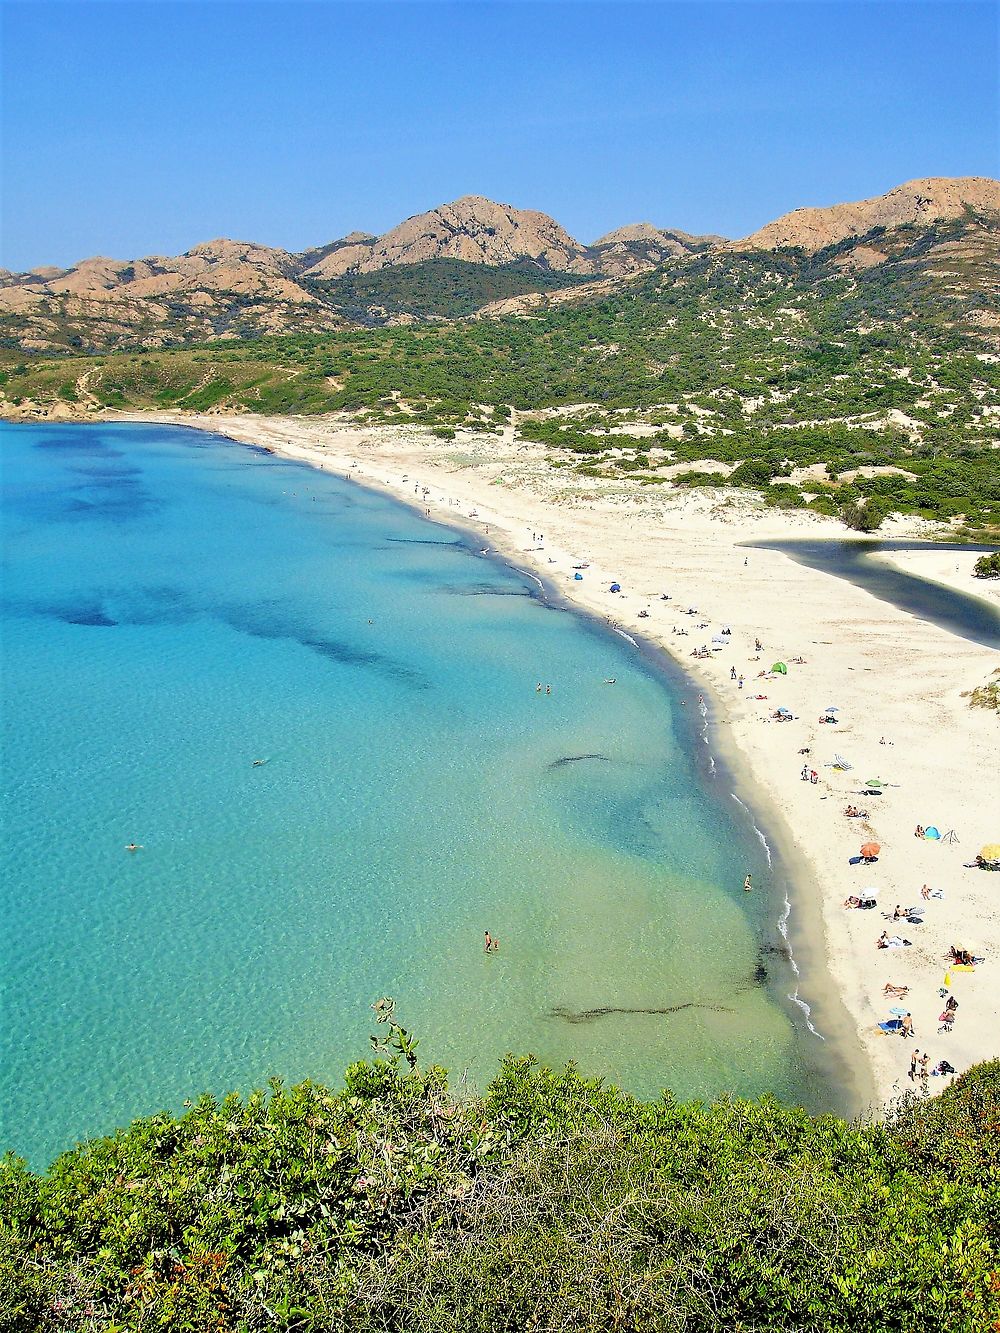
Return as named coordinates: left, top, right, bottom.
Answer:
left=2, top=211, right=998, bottom=533
left=304, top=258, right=592, bottom=323
left=1, top=1006, right=999, bottom=1332
left=963, top=668, right=1000, bottom=713
left=973, top=552, right=1000, bottom=579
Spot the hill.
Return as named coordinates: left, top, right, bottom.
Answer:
left=0, top=197, right=718, bottom=352
left=4, top=203, right=997, bottom=532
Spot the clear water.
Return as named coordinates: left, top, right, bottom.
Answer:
left=2, top=422, right=841, bottom=1166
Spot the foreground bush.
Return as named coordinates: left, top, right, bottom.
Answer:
left=1, top=1052, right=998, bottom=1332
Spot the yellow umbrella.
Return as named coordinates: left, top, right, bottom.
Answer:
left=979, top=844, right=1000, bottom=860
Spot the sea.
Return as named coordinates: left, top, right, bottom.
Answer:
left=1, top=421, right=847, bottom=1167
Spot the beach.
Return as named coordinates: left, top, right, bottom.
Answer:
left=116, top=411, right=999, bottom=1108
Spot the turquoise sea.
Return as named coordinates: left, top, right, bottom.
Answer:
left=2, top=422, right=847, bottom=1166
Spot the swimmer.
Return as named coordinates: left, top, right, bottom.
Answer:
left=252, top=759, right=267, bottom=767
left=603, top=678, right=616, bottom=685
left=125, top=843, right=143, bottom=853
left=743, top=873, right=752, bottom=893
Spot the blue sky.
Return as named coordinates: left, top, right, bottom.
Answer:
left=2, top=0, right=997, bottom=270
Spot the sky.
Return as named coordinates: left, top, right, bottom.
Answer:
left=1, top=0, right=997, bottom=271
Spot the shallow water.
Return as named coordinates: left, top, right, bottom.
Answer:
left=2, top=423, right=848, bottom=1166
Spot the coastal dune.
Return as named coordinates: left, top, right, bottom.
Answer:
left=124, top=412, right=1000, bottom=1108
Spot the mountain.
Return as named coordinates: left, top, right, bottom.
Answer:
left=737, top=176, right=1000, bottom=252
left=1, top=178, right=996, bottom=354
left=0, top=197, right=719, bottom=351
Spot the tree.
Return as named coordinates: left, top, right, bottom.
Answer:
left=972, top=551, right=1000, bottom=579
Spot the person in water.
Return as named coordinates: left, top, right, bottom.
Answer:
left=484, top=931, right=493, bottom=952
left=125, top=843, right=143, bottom=853
left=743, top=873, right=752, bottom=892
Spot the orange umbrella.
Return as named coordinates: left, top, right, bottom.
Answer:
left=860, top=842, right=881, bottom=858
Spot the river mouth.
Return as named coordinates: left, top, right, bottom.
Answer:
left=742, top=538, right=1000, bottom=649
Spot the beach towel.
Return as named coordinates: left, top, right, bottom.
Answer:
left=878, top=1020, right=903, bottom=1033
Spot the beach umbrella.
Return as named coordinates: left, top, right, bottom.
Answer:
left=979, top=844, right=1000, bottom=861
left=865, top=778, right=886, bottom=788
left=833, top=754, right=852, bottom=770
left=772, top=662, right=787, bottom=674
left=860, top=842, right=881, bottom=858
left=776, top=706, right=792, bottom=716
left=824, top=705, right=839, bottom=713
left=889, top=1007, right=909, bottom=1016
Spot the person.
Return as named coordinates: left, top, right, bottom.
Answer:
left=755, top=638, right=762, bottom=652
left=252, top=758, right=266, bottom=767
left=125, top=842, right=142, bottom=852
left=802, top=765, right=810, bottom=782
left=743, top=873, right=752, bottom=893
left=738, top=675, right=744, bottom=690
left=843, top=895, right=861, bottom=909
left=919, top=1052, right=930, bottom=1080
left=883, top=982, right=909, bottom=996
left=877, top=932, right=889, bottom=949
left=921, top=883, right=931, bottom=900
left=945, top=995, right=958, bottom=1013
left=731, top=667, right=737, bottom=681
left=893, top=904, right=905, bottom=921
left=603, top=678, right=616, bottom=685
left=545, top=684, right=551, bottom=695
left=484, top=931, right=493, bottom=953
left=536, top=682, right=542, bottom=692
left=909, top=1051, right=919, bottom=1081
left=914, top=825, right=925, bottom=839
left=810, top=770, right=818, bottom=785
left=901, top=1012, right=914, bottom=1039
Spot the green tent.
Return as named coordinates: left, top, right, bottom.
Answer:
left=772, top=662, right=787, bottom=674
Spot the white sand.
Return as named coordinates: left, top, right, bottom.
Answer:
left=869, top=547, right=1000, bottom=610
left=122, top=413, right=1000, bottom=1108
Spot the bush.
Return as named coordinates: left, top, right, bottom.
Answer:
left=2, top=1051, right=999, bottom=1332
left=973, top=551, right=1000, bottom=579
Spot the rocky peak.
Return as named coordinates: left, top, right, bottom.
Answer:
left=737, top=176, right=1000, bottom=252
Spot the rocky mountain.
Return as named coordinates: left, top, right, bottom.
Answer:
left=1, top=178, right=996, bottom=354
left=300, top=198, right=717, bottom=281
left=737, top=176, right=1000, bottom=252
left=0, top=197, right=719, bottom=351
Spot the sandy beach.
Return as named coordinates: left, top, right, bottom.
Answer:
left=115, top=410, right=999, bottom=1110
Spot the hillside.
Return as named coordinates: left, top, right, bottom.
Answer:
left=0, top=197, right=718, bottom=352
left=1, top=1042, right=998, bottom=1332
left=4, top=205, right=997, bottom=532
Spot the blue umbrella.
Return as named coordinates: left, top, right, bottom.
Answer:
left=889, top=1006, right=909, bottom=1016
left=825, top=706, right=839, bottom=713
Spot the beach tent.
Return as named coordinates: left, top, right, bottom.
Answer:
left=772, top=662, right=787, bottom=674
left=574, top=572, right=583, bottom=581
left=609, top=582, right=621, bottom=593
left=712, top=635, right=726, bottom=644
left=860, top=842, right=881, bottom=858
left=924, top=826, right=941, bottom=840
left=979, top=844, right=1000, bottom=861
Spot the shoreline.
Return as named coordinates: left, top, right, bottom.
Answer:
left=43, top=412, right=1000, bottom=1109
